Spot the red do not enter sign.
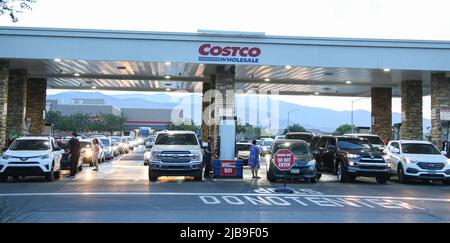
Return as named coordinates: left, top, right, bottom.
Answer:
left=273, top=149, right=295, bottom=171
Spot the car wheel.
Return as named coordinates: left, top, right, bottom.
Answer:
left=148, top=170, right=158, bottom=182
left=376, top=176, right=388, bottom=184
left=54, top=169, right=61, bottom=180
left=397, top=164, right=409, bottom=183
left=309, top=178, right=317, bottom=183
left=337, top=161, right=349, bottom=182
left=78, top=164, right=83, bottom=171
left=144, top=161, right=149, bottom=166
left=194, top=175, right=203, bottom=181
left=443, top=180, right=450, bottom=186
left=317, top=173, right=322, bottom=180
left=12, top=176, right=19, bottom=180
left=267, top=169, right=276, bottom=182
left=0, top=175, right=7, bottom=182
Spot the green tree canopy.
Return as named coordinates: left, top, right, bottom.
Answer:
left=283, top=124, right=307, bottom=134
left=166, top=119, right=200, bottom=134
left=0, top=0, right=36, bottom=22
left=334, top=124, right=355, bottom=135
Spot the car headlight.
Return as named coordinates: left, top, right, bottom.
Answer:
left=150, top=151, right=161, bottom=161
left=382, top=154, right=390, bottom=161
left=1, top=154, right=11, bottom=160
left=192, top=151, right=202, bottom=160
left=347, top=154, right=361, bottom=159
left=39, top=154, right=50, bottom=160
left=404, top=157, right=417, bottom=163
left=446, top=159, right=450, bottom=165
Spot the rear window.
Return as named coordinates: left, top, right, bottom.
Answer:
left=155, top=133, right=198, bottom=146
left=285, top=134, right=313, bottom=143
left=273, top=141, right=309, bottom=155
left=99, top=138, right=110, bottom=146
left=236, top=144, right=251, bottom=151
left=10, top=140, right=50, bottom=151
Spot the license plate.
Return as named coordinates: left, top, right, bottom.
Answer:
left=427, top=170, right=437, bottom=174
left=290, top=169, right=300, bottom=174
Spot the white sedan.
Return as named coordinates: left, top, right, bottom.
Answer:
left=384, top=140, right=450, bottom=185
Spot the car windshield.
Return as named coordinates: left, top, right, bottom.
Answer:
left=99, top=139, right=110, bottom=146
left=155, top=133, right=198, bottom=145
left=263, top=140, right=274, bottom=146
left=273, top=141, right=309, bottom=155
left=402, top=144, right=441, bottom=154
left=338, top=138, right=373, bottom=150
left=9, top=140, right=50, bottom=151
left=360, top=136, right=384, bottom=145
left=236, top=144, right=251, bottom=151
left=80, top=142, right=92, bottom=149
left=284, top=134, right=313, bottom=143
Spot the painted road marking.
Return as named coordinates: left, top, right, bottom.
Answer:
left=0, top=192, right=449, bottom=203
left=198, top=195, right=426, bottom=210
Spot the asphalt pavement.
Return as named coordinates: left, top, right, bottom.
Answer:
left=0, top=149, right=449, bottom=223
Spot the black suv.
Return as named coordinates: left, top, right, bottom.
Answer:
left=310, top=136, right=390, bottom=183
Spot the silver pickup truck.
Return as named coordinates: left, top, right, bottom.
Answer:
left=147, top=131, right=204, bottom=181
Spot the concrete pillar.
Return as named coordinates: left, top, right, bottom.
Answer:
left=6, top=70, right=27, bottom=139
left=26, top=78, right=47, bottom=135
left=0, top=61, right=9, bottom=149
left=401, top=80, right=423, bottom=140
left=430, top=73, right=450, bottom=147
left=371, top=87, right=392, bottom=140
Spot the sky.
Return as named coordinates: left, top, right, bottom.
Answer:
left=2, top=0, right=446, bottom=118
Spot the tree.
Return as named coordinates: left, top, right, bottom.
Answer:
left=334, top=124, right=355, bottom=135
left=166, top=119, right=200, bottom=134
left=0, top=0, right=36, bottom=22
left=283, top=123, right=307, bottom=134
left=236, top=123, right=261, bottom=140
left=96, top=113, right=127, bottom=135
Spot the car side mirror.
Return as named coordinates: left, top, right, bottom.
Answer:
left=441, top=151, right=447, bottom=155
left=201, top=142, right=208, bottom=149
left=390, top=147, right=400, bottom=154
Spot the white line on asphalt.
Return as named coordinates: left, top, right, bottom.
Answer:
left=0, top=192, right=449, bottom=202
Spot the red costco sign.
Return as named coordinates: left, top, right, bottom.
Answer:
left=273, top=149, right=295, bottom=171
left=220, top=160, right=237, bottom=176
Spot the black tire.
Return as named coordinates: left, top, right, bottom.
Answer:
left=54, top=170, right=61, bottom=180
left=12, top=176, right=19, bottom=180
left=337, top=161, right=349, bottom=182
left=443, top=180, right=450, bottom=186
left=194, top=175, right=203, bottom=181
left=317, top=173, right=322, bottom=180
left=0, top=175, right=7, bottom=182
left=144, top=161, right=149, bottom=166
left=309, top=178, right=317, bottom=183
left=376, top=176, right=388, bottom=184
left=45, top=172, right=54, bottom=182
left=148, top=170, right=158, bottom=182
left=78, top=164, right=83, bottom=171
left=267, top=169, right=276, bottom=182
left=397, top=164, right=409, bottom=183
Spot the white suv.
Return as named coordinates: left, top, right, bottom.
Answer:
left=384, top=140, right=450, bottom=185
left=0, top=136, right=63, bottom=182
left=148, top=131, right=203, bottom=181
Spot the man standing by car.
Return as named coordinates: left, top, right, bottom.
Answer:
left=68, top=132, right=80, bottom=178
left=203, top=137, right=213, bottom=178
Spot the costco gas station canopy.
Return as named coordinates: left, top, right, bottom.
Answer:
left=0, top=26, right=450, bottom=156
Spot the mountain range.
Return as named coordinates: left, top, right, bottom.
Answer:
left=47, top=91, right=431, bottom=134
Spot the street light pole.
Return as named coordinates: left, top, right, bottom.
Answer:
left=351, top=97, right=367, bottom=133
left=287, top=109, right=301, bottom=132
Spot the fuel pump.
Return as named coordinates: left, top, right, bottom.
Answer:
left=441, top=121, right=449, bottom=155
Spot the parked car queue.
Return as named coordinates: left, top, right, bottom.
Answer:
left=264, top=132, right=450, bottom=185
left=0, top=134, right=138, bottom=182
